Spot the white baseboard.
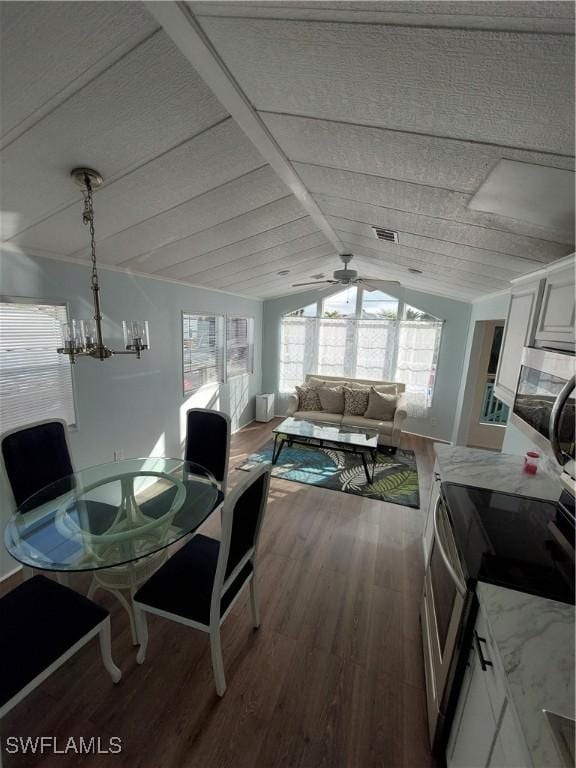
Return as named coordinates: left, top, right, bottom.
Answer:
left=234, top=417, right=256, bottom=433
left=0, top=563, right=22, bottom=584
left=403, top=430, right=451, bottom=444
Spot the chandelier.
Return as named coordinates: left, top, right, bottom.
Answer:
left=57, top=168, right=149, bottom=363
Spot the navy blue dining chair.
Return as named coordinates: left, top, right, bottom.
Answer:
left=1, top=419, right=118, bottom=532
left=0, top=575, right=121, bottom=767
left=1, top=419, right=74, bottom=513
left=133, top=463, right=271, bottom=697
left=184, top=409, right=231, bottom=498
left=1, top=419, right=119, bottom=588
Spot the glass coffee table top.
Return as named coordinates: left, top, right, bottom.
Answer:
left=4, top=457, right=222, bottom=572
left=273, top=416, right=379, bottom=448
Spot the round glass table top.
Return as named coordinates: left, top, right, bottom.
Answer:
left=4, top=457, right=222, bottom=572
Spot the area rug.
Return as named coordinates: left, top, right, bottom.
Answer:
left=239, top=439, right=420, bottom=509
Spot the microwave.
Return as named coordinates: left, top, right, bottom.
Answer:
left=511, top=347, right=575, bottom=474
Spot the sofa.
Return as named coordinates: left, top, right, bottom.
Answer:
left=286, top=374, right=408, bottom=451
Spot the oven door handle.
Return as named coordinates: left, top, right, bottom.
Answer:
left=549, top=375, right=575, bottom=466
left=433, top=495, right=467, bottom=597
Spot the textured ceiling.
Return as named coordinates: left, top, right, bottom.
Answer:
left=1, top=1, right=574, bottom=302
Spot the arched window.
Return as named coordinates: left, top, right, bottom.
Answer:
left=279, top=287, right=443, bottom=418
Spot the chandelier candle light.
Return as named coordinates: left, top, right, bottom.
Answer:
left=57, top=168, right=149, bottom=363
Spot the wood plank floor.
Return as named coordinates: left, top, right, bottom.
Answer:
left=1, top=420, right=439, bottom=768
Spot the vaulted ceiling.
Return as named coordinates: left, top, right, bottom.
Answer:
left=1, top=1, right=574, bottom=302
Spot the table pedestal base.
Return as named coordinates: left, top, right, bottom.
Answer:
left=88, top=550, right=168, bottom=645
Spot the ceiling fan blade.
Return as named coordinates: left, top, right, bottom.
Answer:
left=360, top=278, right=402, bottom=292
left=291, top=280, right=338, bottom=287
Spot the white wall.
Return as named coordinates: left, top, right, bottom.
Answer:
left=0, top=249, right=263, bottom=577
left=262, top=285, right=471, bottom=442
left=452, top=292, right=510, bottom=444
left=452, top=290, right=551, bottom=457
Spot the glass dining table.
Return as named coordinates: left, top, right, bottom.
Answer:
left=4, top=457, right=223, bottom=644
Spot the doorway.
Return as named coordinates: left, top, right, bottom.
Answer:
left=465, top=320, right=509, bottom=450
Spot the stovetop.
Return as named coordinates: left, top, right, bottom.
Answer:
left=442, top=483, right=575, bottom=605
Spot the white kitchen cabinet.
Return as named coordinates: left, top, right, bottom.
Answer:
left=422, top=458, right=441, bottom=562
left=447, top=644, right=498, bottom=768
left=446, top=608, right=531, bottom=768
left=494, top=276, right=544, bottom=406
left=488, top=704, right=531, bottom=768
left=535, top=260, right=575, bottom=349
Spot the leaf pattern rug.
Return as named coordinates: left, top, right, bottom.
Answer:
left=239, top=440, right=420, bottom=509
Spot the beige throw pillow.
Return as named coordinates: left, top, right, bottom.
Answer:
left=318, top=386, right=345, bottom=414
left=374, top=383, right=398, bottom=396
left=343, top=387, right=369, bottom=416
left=364, top=387, right=397, bottom=421
left=346, top=381, right=397, bottom=396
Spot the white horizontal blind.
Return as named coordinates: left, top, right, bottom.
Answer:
left=182, top=313, right=224, bottom=394
left=0, top=300, right=76, bottom=432
left=227, top=316, right=254, bottom=378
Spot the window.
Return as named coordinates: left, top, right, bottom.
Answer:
left=182, top=313, right=224, bottom=394
left=227, top=316, right=254, bottom=378
left=287, top=303, right=317, bottom=318
left=361, top=289, right=399, bottom=319
left=0, top=299, right=76, bottom=432
left=322, top=286, right=357, bottom=318
left=279, top=287, right=443, bottom=418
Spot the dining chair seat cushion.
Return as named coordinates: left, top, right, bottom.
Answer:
left=134, top=534, right=252, bottom=625
left=0, top=576, right=108, bottom=708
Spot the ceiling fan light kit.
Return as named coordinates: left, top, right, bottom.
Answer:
left=57, top=168, right=150, bottom=363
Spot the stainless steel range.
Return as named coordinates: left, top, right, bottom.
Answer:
left=421, top=483, right=575, bottom=754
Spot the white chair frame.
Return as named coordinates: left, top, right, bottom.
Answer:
left=0, top=615, right=121, bottom=768
left=0, top=418, right=75, bottom=587
left=133, top=463, right=271, bottom=697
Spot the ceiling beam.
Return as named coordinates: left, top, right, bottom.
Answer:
left=144, top=1, right=343, bottom=254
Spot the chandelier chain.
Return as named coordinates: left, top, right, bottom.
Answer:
left=81, top=173, right=98, bottom=289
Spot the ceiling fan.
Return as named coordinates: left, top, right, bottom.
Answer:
left=292, top=253, right=401, bottom=292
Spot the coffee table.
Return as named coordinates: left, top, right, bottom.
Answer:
left=272, top=417, right=379, bottom=484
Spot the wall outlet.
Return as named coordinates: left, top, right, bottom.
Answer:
left=113, top=449, right=124, bottom=462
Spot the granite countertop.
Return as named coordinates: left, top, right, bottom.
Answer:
left=477, top=583, right=575, bottom=768
left=434, top=444, right=561, bottom=501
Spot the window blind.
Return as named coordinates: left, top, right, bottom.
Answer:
left=0, top=300, right=76, bottom=433
left=227, top=316, right=254, bottom=378
left=182, top=313, right=224, bottom=394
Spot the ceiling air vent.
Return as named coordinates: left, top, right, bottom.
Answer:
left=372, top=226, right=399, bottom=243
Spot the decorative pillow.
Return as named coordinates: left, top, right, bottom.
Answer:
left=364, top=387, right=397, bottom=421
left=345, top=381, right=370, bottom=390
left=345, top=381, right=397, bottom=396
left=343, top=387, right=370, bottom=416
left=374, top=383, right=398, bottom=396
left=318, top=386, right=345, bottom=414
left=296, top=385, right=322, bottom=411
